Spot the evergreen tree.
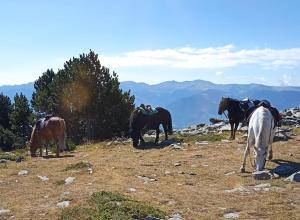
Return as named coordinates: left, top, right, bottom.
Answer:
left=31, top=69, right=56, bottom=114
left=10, top=93, right=33, bottom=146
left=32, top=50, right=135, bottom=143
left=0, top=93, right=12, bottom=129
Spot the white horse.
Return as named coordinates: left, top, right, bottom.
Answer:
left=240, top=106, right=276, bottom=172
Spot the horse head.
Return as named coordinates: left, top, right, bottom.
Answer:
left=218, top=97, right=228, bottom=115
left=28, top=126, right=40, bottom=157
left=129, top=109, right=141, bottom=148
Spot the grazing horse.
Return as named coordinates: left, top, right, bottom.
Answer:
left=130, top=107, right=173, bottom=147
left=240, top=106, right=275, bottom=172
left=29, top=117, right=66, bottom=157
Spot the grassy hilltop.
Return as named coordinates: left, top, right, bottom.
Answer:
left=0, top=129, right=300, bottom=219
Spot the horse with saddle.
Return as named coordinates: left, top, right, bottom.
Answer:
left=130, top=104, right=173, bottom=147
left=218, top=97, right=281, bottom=140
left=28, top=115, right=67, bottom=157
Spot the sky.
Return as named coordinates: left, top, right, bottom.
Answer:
left=1, top=0, right=300, bottom=86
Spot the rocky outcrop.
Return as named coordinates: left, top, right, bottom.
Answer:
left=281, top=107, right=300, bottom=127
left=176, top=107, right=300, bottom=138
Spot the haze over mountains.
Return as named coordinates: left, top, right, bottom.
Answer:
left=1, top=80, right=300, bottom=128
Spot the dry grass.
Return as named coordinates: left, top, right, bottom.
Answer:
left=0, top=131, right=299, bottom=219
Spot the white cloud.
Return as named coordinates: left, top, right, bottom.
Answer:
left=215, top=71, right=224, bottom=76
left=100, top=45, right=300, bottom=70
left=279, top=74, right=292, bottom=86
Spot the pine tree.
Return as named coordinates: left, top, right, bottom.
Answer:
left=0, top=93, right=12, bottom=129
left=32, top=50, right=135, bottom=143
left=10, top=93, right=33, bottom=144
left=31, top=69, right=56, bottom=114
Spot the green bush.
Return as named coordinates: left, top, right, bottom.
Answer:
left=0, top=126, right=17, bottom=151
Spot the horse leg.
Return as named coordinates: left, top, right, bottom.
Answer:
left=163, top=124, right=168, bottom=141
left=139, top=132, right=145, bottom=143
left=46, top=144, right=48, bottom=156
left=268, top=144, right=273, bottom=160
left=230, top=123, right=234, bottom=140
left=155, top=127, right=160, bottom=144
left=268, top=127, right=275, bottom=160
left=240, top=139, right=251, bottom=173
left=233, top=123, right=239, bottom=140
left=56, top=139, right=60, bottom=158
left=39, top=146, right=43, bottom=157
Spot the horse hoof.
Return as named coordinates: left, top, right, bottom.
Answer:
left=240, top=167, right=246, bottom=173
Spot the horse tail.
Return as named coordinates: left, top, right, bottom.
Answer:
left=167, top=111, right=173, bottom=135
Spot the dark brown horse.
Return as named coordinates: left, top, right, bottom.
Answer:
left=218, top=97, right=259, bottom=140
left=29, top=116, right=66, bottom=157
left=130, top=107, right=173, bottom=147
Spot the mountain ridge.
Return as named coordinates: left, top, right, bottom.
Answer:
left=1, top=80, right=300, bottom=128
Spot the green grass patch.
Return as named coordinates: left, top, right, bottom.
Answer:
left=64, top=161, right=92, bottom=171
left=0, top=149, right=27, bottom=161
left=293, top=127, right=300, bottom=135
left=59, top=191, right=166, bottom=220
left=171, top=132, right=229, bottom=143
left=197, top=133, right=229, bottom=142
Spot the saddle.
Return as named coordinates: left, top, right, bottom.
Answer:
left=36, top=115, right=52, bottom=130
left=245, top=101, right=281, bottom=127
left=138, top=106, right=158, bottom=116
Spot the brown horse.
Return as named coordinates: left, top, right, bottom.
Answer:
left=29, top=117, right=66, bottom=157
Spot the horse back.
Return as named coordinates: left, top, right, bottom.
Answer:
left=39, top=117, right=66, bottom=140
left=249, top=107, right=274, bottom=133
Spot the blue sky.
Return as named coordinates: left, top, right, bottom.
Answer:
left=1, top=0, right=300, bottom=86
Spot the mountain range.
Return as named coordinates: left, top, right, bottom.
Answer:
left=1, top=80, right=300, bottom=128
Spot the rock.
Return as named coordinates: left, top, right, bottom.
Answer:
left=221, top=139, right=230, bottom=143
left=145, top=217, right=161, bottom=220
left=88, top=168, right=93, bottom=174
left=171, top=144, right=183, bottom=150
left=225, top=186, right=249, bottom=193
left=224, top=212, right=240, bottom=219
left=0, top=159, right=8, bottom=168
left=189, top=172, right=197, bottom=176
left=271, top=165, right=300, bottom=177
left=37, top=176, right=49, bottom=182
left=15, top=156, right=24, bottom=163
left=0, top=159, right=8, bottom=164
left=285, top=171, right=300, bottom=182
left=18, top=170, right=28, bottom=176
left=254, top=183, right=271, bottom=191
left=252, top=171, right=273, bottom=180
left=274, top=132, right=288, bottom=141
left=164, top=171, right=171, bottom=175
left=225, top=171, right=235, bottom=176
left=57, top=201, right=70, bottom=208
left=128, top=188, right=137, bottom=193
left=0, top=208, right=11, bottom=216
left=137, top=175, right=156, bottom=183
left=174, top=162, right=181, bottom=167
left=195, top=141, right=209, bottom=145
left=167, top=200, right=177, bottom=206
left=168, top=213, right=182, bottom=220
left=65, top=177, right=75, bottom=185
